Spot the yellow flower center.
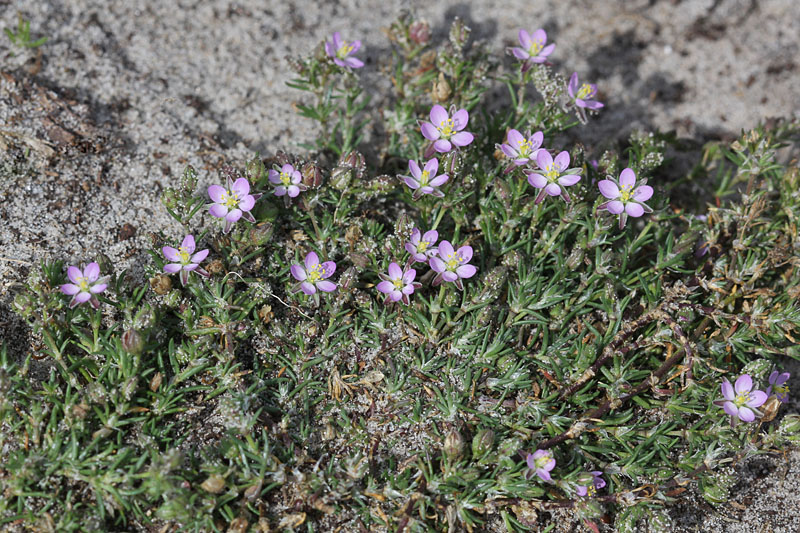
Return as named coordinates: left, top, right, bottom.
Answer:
left=280, top=172, right=292, bottom=186
left=419, top=170, right=431, bottom=187
left=619, top=184, right=634, bottom=202
left=307, top=263, right=324, bottom=283
left=445, top=252, right=463, bottom=270
left=734, top=392, right=751, bottom=407
left=518, top=138, right=534, bottom=157
left=534, top=454, right=551, bottom=469
left=439, top=118, right=455, bottom=137
left=577, top=83, right=594, bottom=100
left=775, top=384, right=788, bottom=395
left=178, top=246, right=191, bottom=264
left=220, top=190, right=239, bottom=209
left=417, top=240, right=429, bottom=253
left=585, top=484, right=597, bottom=497
left=545, top=163, right=560, bottom=182
left=528, top=40, right=543, bottom=56
left=338, top=42, right=355, bottom=58
left=392, top=278, right=403, bottom=290
left=77, top=276, right=89, bottom=292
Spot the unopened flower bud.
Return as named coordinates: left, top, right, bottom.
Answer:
left=471, top=429, right=495, bottom=458
left=443, top=429, right=465, bottom=460
left=409, top=20, right=430, bottom=45
left=121, top=329, right=144, bottom=355
left=449, top=17, right=470, bottom=50
left=161, top=188, right=178, bottom=211
left=301, top=161, right=324, bottom=189
left=249, top=222, right=274, bottom=246
left=431, top=72, right=451, bottom=103
left=566, top=248, right=585, bottom=270
left=149, top=274, right=172, bottom=295
left=200, top=474, right=226, bottom=494
left=345, top=224, right=362, bottom=250
left=180, top=165, right=198, bottom=193
left=330, top=166, right=353, bottom=190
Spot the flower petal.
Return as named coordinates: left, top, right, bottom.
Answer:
left=606, top=200, right=625, bottom=214
left=402, top=269, right=416, bottom=284
left=232, top=178, right=250, bottom=196
left=208, top=184, right=226, bottom=203
left=74, top=292, right=91, bottom=304
left=422, top=229, right=438, bottom=243
left=424, top=158, right=439, bottom=176
left=625, top=202, right=645, bottom=217
left=554, top=151, right=570, bottom=170
left=321, top=261, right=336, bottom=277
left=429, top=257, right=445, bottom=273
left=527, top=172, right=547, bottom=189
left=536, top=150, right=553, bottom=170
left=420, top=122, right=440, bottom=141
left=438, top=240, right=454, bottom=258
left=191, top=249, right=209, bottom=264
left=239, top=194, right=255, bottom=211
left=90, top=283, right=107, bottom=294
left=598, top=180, right=619, bottom=199
left=738, top=406, right=755, bottom=422
left=305, top=252, right=320, bottom=270
left=430, top=104, right=448, bottom=125
left=558, top=173, right=581, bottom=187
left=209, top=204, right=228, bottom=217
left=291, top=264, right=307, bottom=281
left=507, top=129, right=524, bottom=147
left=163, top=263, right=182, bottom=273
left=457, top=245, right=473, bottom=263
left=301, top=281, right=316, bottom=295
left=61, top=283, right=80, bottom=295
left=433, top=139, right=452, bottom=153
left=633, top=185, right=653, bottom=202
left=735, top=374, right=752, bottom=394
left=747, top=390, right=768, bottom=408
left=518, top=29, right=532, bottom=48
left=457, top=264, right=477, bottom=278
left=545, top=183, right=561, bottom=196
left=442, top=271, right=458, bottom=282
left=451, top=131, right=474, bottom=147
left=568, top=72, right=579, bottom=97
left=225, top=209, right=242, bottom=223
left=429, top=174, right=449, bottom=187
left=619, top=168, right=636, bottom=188
left=376, top=280, right=394, bottom=294
left=317, top=280, right=337, bottom=292
left=408, top=159, right=421, bottom=179
left=451, top=109, right=469, bottom=130
left=163, top=246, right=181, bottom=262
left=388, top=262, right=402, bottom=280
left=721, top=379, right=735, bottom=401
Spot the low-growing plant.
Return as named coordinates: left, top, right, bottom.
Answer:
left=3, top=12, right=48, bottom=51
left=3, top=12, right=800, bottom=533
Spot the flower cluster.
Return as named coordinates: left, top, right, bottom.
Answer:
left=509, top=29, right=555, bottom=71
left=598, top=168, right=653, bottom=229
left=208, top=174, right=261, bottom=234
left=162, top=234, right=210, bottom=286
left=325, top=32, right=364, bottom=69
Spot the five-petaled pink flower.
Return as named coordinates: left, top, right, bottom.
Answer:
left=405, top=228, right=439, bottom=264
left=525, top=150, right=582, bottom=203
left=714, top=374, right=767, bottom=426
left=498, top=129, right=543, bottom=173
left=429, top=240, right=476, bottom=291
left=60, top=262, right=109, bottom=309
left=419, top=104, right=474, bottom=154
left=291, top=252, right=337, bottom=297
left=568, top=72, right=603, bottom=110
left=402, top=159, right=449, bottom=200
left=208, top=175, right=261, bottom=234
left=767, top=371, right=790, bottom=403
left=377, top=262, right=420, bottom=305
left=268, top=164, right=307, bottom=204
left=509, top=29, right=555, bottom=71
left=162, top=234, right=210, bottom=286
left=325, top=32, right=364, bottom=69
left=598, top=168, right=653, bottom=229
left=526, top=450, right=555, bottom=482
left=576, top=471, right=606, bottom=497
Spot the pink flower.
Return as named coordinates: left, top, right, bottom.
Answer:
left=526, top=450, right=555, bottom=482
left=208, top=174, right=261, bottom=234
left=419, top=104, right=474, bottom=154
left=291, top=252, right=337, bottom=296
left=325, top=32, right=364, bottom=69
left=576, top=471, right=606, bottom=497
left=767, top=370, right=790, bottom=403
left=713, top=374, right=768, bottom=426
left=598, top=168, right=653, bottom=229
left=405, top=228, right=439, bottom=264
left=497, top=129, right=543, bottom=172
left=525, top=150, right=582, bottom=203
left=567, top=72, right=603, bottom=110
left=162, top=234, right=210, bottom=286
left=429, top=240, right=476, bottom=291
left=60, top=262, right=109, bottom=309
left=402, top=159, right=449, bottom=200
left=509, top=29, right=555, bottom=72
left=376, top=262, right=420, bottom=305
left=268, top=164, right=307, bottom=203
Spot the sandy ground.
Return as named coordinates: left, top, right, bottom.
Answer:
left=1, top=0, right=799, bottom=531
